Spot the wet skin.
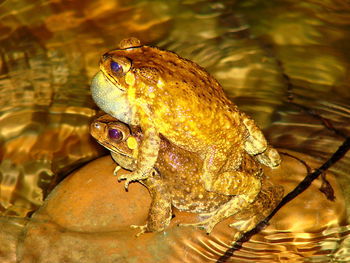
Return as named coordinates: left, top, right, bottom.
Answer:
left=90, top=37, right=281, bottom=197
left=90, top=114, right=283, bottom=234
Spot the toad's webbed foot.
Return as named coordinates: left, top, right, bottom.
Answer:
left=179, top=218, right=217, bottom=234
left=255, top=146, right=281, bottom=168
left=229, top=216, right=259, bottom=233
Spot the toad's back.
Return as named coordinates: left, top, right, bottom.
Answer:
left=107, top=46, right=245, bottom=151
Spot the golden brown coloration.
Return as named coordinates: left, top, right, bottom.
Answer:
left=90, top=38, right=281, bottom=195
left=90, top=38, right=282, bottom=234
left=90, top=115, right=283, bottom=235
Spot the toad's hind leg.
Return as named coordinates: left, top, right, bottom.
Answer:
left=240, top=112, right=267, bottom=155
left=197, top=166, right=262, bottom=233
left=204, top=169, right=262, bottom=196
left=240, top=112, right=281, bottom=168
left=230, top=185, right=284, bottom=234
left=180, top=183, right=260, bottom=233
left=202, top=148, right=262, bottom=196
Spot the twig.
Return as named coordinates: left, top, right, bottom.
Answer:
left=217, top=137, right=350, bottom=263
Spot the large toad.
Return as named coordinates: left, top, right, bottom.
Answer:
left=90, top=114, right=283, bottom=234
left=90, top=38, right=281, bottom=199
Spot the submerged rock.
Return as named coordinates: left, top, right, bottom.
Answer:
left=1, top=151, right=345, bottom=263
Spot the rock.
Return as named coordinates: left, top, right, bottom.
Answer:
left=3, top=151, right=345, bottom=263
left=0, top=217, right=28, bottom=263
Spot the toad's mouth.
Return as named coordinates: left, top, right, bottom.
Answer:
left=97, top=140, right=132, bottom=158
left=100, top=67, right=126, bottom=92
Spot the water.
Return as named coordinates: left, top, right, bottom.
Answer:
left=0, top=0, right=349, bottom=262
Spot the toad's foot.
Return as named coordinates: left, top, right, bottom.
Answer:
left=229, top=217, right=262, bottom=241
left=118, top=171, right=150, bottom=190
left=130, top=224, right=148, bottom=237
left=179, top=218, right=217, bottom=234
left=180, top=217, right=261, bottom=238
left=113, top=165, right=122, bottom=176
left=255, top=146, right=281, bottom=168
left=181, top=193, right=260, bottom=234
left=229, top=216, right=258, bottom=233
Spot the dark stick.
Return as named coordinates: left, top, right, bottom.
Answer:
left=217, top=136, right=350, bottom=263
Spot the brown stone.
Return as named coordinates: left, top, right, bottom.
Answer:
left=6, top=151, right=345, bottom=263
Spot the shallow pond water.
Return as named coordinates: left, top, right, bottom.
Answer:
left=0, top=0, right=349, bottom=262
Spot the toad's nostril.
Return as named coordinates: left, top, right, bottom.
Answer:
left=102, top=53, right=111, bottom=61
left=94, top=122, right=101, bottom=129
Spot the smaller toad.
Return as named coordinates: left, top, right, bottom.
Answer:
left=90, top=114, right=283, bottom=235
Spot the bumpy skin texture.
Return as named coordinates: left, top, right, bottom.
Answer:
left=90, top=115, right=283, bottom=235
left=90, top=38, right=281, bottom=196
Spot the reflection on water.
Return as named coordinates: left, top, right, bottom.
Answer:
left=0, top=0, right=349, bottom=262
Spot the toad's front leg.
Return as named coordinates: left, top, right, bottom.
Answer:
left=131, top=172, right=172, bottom=236
left=118, top=121, right=160, bottom=189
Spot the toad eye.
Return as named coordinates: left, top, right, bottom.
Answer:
left=108, top=57, right=132, bottom=77
left=110, top=61, right=123, bottom=75
left=108, top=128, right=124, bottom=141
